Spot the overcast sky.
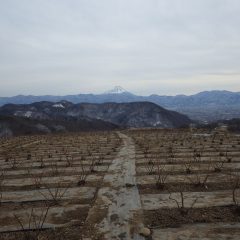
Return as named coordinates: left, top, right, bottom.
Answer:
left=0, top=0, right=240, bottom=96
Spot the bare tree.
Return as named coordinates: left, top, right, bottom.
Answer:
left=49, top=163, right=60, bottom=176
left=169, top=190, right=198, bottom=215
left=187, top=167, right=210, bottom=189
left=210, top=159, right=224, bottom=173
left=167, top=145, right=175, bottom=164
left=228, top=171, right=240, bottom=206
left=186, top=148, right=211, bottom=189
left=6, top=156, right=21, bottom=169
left=0, top=171, right=4, bottom=206
left=232, top=176, right=240, bottom=206
left=39, top=184, right=70, bottom=205
left=78, top=157, right=89, bottom=186
left=37, top=156, right=45, bottom=169
left=210, top=148, right=225, bottom=172
left=65, top=155, right=74, bottom=167
left=96, top=155, right=104, bottom=166
left=28, top=169, right=44, bottom=189
left=39, top=165, right=71, bottom=205
left=143, top=144, right=150, bottom=157
left=154, top=161, right=170, bottom=189
left=184, top=158, right=193, bottom=174
left=13, top=203, right=51, bottom=240
left=225, top=150, right=232, bottom=163
left=145, top=158, right=155, bottom=175
left=89, top=156, right=97, bottom=173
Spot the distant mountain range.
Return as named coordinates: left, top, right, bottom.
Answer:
left=0, top=101, right=191, bottom=137
left=1, top=87, right=240, bottom=122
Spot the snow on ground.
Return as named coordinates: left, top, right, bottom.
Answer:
left=24, top=111, right=32, bottom=118
left=153, top=121, right=162, bottom=126
left=52, top=103, right=65, bottom=108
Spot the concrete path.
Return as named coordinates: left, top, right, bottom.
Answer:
left=86, top=132, right=145, bottom=240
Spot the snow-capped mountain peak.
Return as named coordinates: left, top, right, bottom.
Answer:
left=105, top=86, right=128, bottom=94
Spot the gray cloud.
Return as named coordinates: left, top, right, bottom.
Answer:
left=0, top=0, right=240, bottom=96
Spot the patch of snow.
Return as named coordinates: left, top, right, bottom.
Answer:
left=14, top=111, right=32, bottom=118
left=24, top=111, right=32, bottom=118
left=153, top=121, right=162, bottom=126
left=52, top=103, right=65, bottom=108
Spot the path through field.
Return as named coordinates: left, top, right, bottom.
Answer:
left=86, top=132, right=145, bottom=240
left=2, top=129, right=240, bottom=239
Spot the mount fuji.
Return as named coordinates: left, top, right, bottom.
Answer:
left=104, top=86, right=129, bottom=94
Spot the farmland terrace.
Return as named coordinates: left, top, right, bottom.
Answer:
left=0, top=128, right=240, bottom=239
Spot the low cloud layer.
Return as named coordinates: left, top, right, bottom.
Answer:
left=0, top=0, right=240, bottom=96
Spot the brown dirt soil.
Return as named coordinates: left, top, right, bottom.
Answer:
left=138, top=182, right=235, bottom=194
left=135, top=159, right=240, bottom=166
left=2, top=180, right=102, bottom=192
left=0, top=227, right=85, bottom=240
left=136, top=168, right=240, bottom=176
left=0, top=204, right=91, bottom=239
left=144, top=205, right=240, bottom=229
left=4, top=170, right=108, bottom=180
